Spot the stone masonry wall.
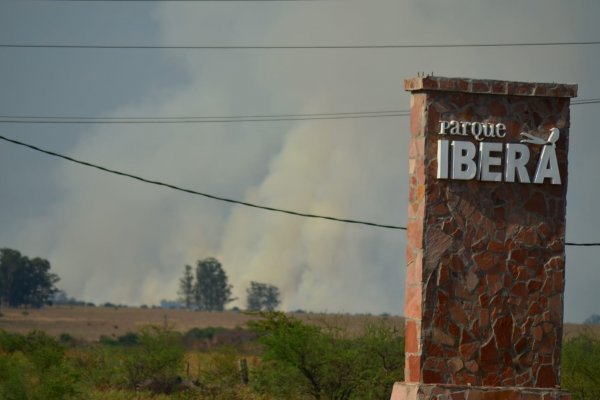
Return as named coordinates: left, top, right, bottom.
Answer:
left=403, top=77, right=577, bottom=389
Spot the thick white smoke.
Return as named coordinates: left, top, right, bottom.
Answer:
left=2, top=0, right=599, bottom=319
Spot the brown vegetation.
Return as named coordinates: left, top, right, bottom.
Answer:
left=0, top=306, right=405, bottom=341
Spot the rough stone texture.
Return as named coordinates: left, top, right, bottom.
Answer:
left=397, top=77, right=577, bottom=397
left=391, top=383, right=571, bottom=400
left=404, top=76, right=577, bottom=98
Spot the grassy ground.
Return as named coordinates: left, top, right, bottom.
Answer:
left=2, top=305, right=596, bottom=342
left=0, top=306, right=405, bottom=341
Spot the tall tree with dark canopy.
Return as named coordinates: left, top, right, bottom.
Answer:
left=193, top=257, right=233, bottom=311
left=0, top=248, right=59, bottom=308
left=0, top=248, right=21, bottom=307
left=178, top=264, right=194, bottom=309
left=246, top=281, right=281, bottom=311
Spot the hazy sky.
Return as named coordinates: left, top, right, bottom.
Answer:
left=0, top=0, right=599, bottom=322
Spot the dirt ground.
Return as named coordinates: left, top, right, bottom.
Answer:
left=0, top=306, right=405, bottom=341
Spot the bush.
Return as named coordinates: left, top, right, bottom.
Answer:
left=0, top=330, right=27, bottom=353
left=69, top=346, right=129, bottom=390
left=59, top=332, right=76, bottom=345
left=0, top=352, right=29, bottom=400
left=185, top=327, right=226, bottom=342
left=99, top=332, right=139, bottom=347
left=0, top=331, right=82, bottom=399
left=195, top=350, right=247, bottom=399
left=117, top=332, right=139, bottom=346
left=562, top=331, right=600, bottom=400
left=122, top=325, right=185, bottom=393
left=248, top=312, right=404, bottom=400
left=99, top=335, right=118, bottom=346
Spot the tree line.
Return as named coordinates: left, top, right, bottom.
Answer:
left=178, top=257, right=280, bottom=312
left=0, top=248, right=59, bottom=308
left=1, top=247, right=280, bottom=312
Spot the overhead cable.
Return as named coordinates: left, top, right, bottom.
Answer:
left=572, top=98, right=600, bottom=105
left=1, top=134, right=599, bottom=245
left=0, top=99, right=595, bottom=125
left=0, top=111, right=409, bottom=124
left=1, top=41, right=599, bottom=50
left=48, top=0, right=319, bottom=2
left=0, top=134, right=405, bottom=230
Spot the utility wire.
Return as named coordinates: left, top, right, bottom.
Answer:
left=48, top=0, right=321, bottom=2
left=0, top=134, right=405, bottom=230
left=0, top=110, right=405, bottom=121
left=1, top=134, right=600, bottom=245
left=0, top=111, right=409, bottom=124
left=1, top=41, right=599, bottom=50
left=0, top=99, right=595, bottom=124
left=572, top=98, right=600, bottom=105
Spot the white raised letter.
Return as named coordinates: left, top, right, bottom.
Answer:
left=473, top=124, right=486, bottom=141
left=451, top=141, right=477, bottom=180
left=478, top=142, right=503, bottom=182
left=534, top=145, right=561, bottom=185
left=471, top=122, right=482, bottom=139
left=496, top=123, right=507, bottom=138
left=437, top=140, right=449, bottom=179
left=461, top=122, right=471, bottom=136
left=505, top=143, right=531, bottom=183
left=439, top=121, right=450, bottom=135
left=484, top=123, right=496, bottom=138
left=450, top=120, right=460, bottom=135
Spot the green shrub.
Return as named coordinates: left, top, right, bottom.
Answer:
left=100, top=334, right=118, bottom=346
left=562, top=331, right=600, bottom=400
left=195, top=349, right=248, bottom=399
left=0, top=330, right=27, bottom=353
left=0, top=352, right=29, bottom=400
left=117, top=332, right=139, bottom=346
left=0, top=331, right=83, bottom=400
left=69, top=346, right=129, bottom=390
left=19, top=330, right=65, bottom=371
left=249, top=312, right=404, bottom=400
left=184, top=327, right=225, bottom=344
left=59, top=332, right=76, bottom=345
left=122, top=325, right=185, bottom=393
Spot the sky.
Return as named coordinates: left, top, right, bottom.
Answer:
left=0, top=0, right=599, bottom=322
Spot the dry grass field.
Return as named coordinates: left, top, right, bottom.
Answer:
left=0, top=306, right=405, bottom=341
left=1, top=305, right=596, bottom=342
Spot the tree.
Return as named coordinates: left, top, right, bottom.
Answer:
left=246, top=281, right=281, bottom=311
left=0, top=248, right=21, bottom=308
left=0, top=248, right=59, bottom=308
left=193, top=258, right=233, bottom=311
left=177, top=265, right=194, bottom=309
left=9, top=257, right=59, bottom=308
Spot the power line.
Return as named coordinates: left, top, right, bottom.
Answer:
left=1, top=134, right=599, bottom=245
left=572, top=98, right=600, bottom=105
left=55, top=0, right=312, bottom=1
left=0, top=99, right=595, bottom=125
left=0, top=111, right=409, bottom=124
left=0, top=109, right=405, bottom=120
left=1, top=41, right=599, bottom=50
left=0, top=134, right=405, bottom=230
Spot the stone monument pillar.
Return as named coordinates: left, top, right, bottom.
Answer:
left=391, top=76, right=577, bottom=400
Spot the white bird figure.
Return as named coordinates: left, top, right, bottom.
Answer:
left=546, top=127, right=560, bottom=147
left=520, top=127, right=560, bottom=148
